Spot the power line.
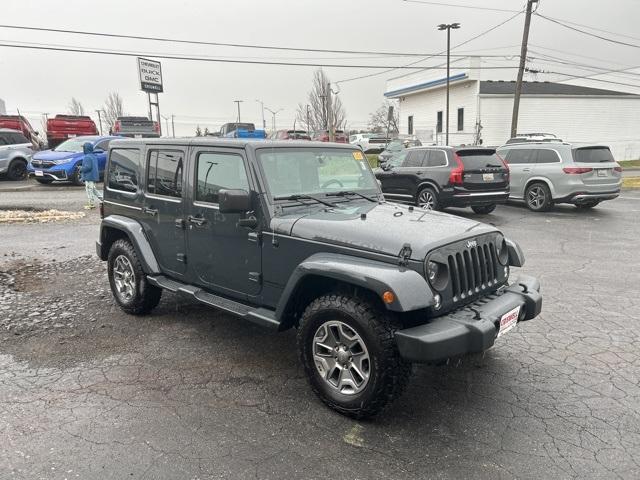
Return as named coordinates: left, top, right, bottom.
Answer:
left=402, top=0, right=520, bottom=13
left=536, top=68, right=640, bottom=90
left=529, top=44, right=636, bottom=69
left=532, top=15, right=640, bottom=42
left=528, top=51, right=640, bottom=79
left=0, top=23, right=512, bottom=58
left=535, top=13, right=640, bottom=49
left=336, top=9, right=524, bottom=84
left=0, top=40, right=523, bottom=69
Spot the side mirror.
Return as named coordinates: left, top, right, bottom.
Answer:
left=93, top=148, right=105, bottom=154
left=218, top=189, right=251, bottom=213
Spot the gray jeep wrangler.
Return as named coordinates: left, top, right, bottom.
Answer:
left=97, top=138, right=542, bottom=418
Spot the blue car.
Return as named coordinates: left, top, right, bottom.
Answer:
left=28, top=135, right=118, bottom=185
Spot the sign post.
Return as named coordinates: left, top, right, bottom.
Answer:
left=137, top=57, right=163, bottom=136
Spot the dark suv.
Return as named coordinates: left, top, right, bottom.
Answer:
left=376, top=146, right=510, bottom=214
left=97, top=139, right=541, bottom=418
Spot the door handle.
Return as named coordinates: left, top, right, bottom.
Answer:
left=187, top=215, right=207, bottom=226
left=175, top=218, right=185, bottom=229
left=142, top=206, right=158, bottom=216
left=522, top=168, right=531, bottom=172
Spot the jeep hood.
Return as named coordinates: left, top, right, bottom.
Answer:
left=271, top=202, right=497, bottom=260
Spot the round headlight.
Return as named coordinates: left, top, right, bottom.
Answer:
left=426, top=260, right=448, bottom=291
left=496, top=236, right=509, bottom=265
left=427, top=261, right=439, bottom=282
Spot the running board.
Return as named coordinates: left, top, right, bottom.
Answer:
left=147, top=275, right=280, bottom=330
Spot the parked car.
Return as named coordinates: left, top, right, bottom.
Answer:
left=349, top=133, right=391, bottom=153
left=375, top=146, right=510, bottom=214
left=272, top=129, right=311, bottom=140
left=378, top=137, right=422, bottom=165
left=0, top=115, right=42, bottom=149
left=313, top=130, right=348, bottom=143
left=111, top=116, right=159, bottom=138
left=497, top=142, right=622, bottom=211
left=0, top=128, right=33, bottom=181
left=46, top=115, right=98, bottom=149
left=219, top=122, right=256, bottom=136
left=28, top=136, right=117, bottom=185
left=97, top=138, right=542, bottom=418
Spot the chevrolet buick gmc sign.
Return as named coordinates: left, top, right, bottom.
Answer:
left=138, top=57, right=163, bottom=93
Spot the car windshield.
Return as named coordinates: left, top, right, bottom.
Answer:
left=54, top=138, right=95, bottom=152
left=257, top=147, right=378, bottom=199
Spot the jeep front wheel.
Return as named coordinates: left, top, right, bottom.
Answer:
left=297, top=294, right=411, bottom=418
left=107, top=239, right=162, bottom=315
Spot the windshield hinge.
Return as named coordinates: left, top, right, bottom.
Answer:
left=398, top=243, right=412, bottom=266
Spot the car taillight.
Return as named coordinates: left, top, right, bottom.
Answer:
left=563, top=167, right=593, bottom=174
left=496, top=152, right=510, bottom=181
left=449, top=153, right=464, bottom=185
left=614, top=166, right=622, bottom=172
left=113, top=121, right=121, bottom=132
left=153, top=121, right=160, bottom=133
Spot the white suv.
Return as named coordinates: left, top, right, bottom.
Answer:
left=0, top=128, right=33, bottom=181
left=497, top=142, right=622, bottom=211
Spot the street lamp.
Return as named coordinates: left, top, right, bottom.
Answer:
left=438, top=22, right=460, bottom=145
left=233, top=100, right=243, bottom=122
left=255, top=99, right=266, bottom=130
left=264, top=107, right=283, bottom=133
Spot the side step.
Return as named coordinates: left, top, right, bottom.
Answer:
left=147, top=275, right=280, bottom=330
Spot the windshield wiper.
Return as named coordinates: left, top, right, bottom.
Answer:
left=326, top=190, right=377, bottom=202
left=273, top=194, right=337, bottom=208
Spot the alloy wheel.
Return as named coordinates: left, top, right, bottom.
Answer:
left=418, top=190, right=436, bottom=209
left=313, top=320, right=370, bottom=395
left=527, top=186, right=546, bottom=210
left=9, top=161, right=27, bottom=181
left=113, top=255, right=136, bottom=302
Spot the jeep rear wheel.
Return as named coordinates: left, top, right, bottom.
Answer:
left=107, top=239, right=162, bottom=315
left=297, top=294, right=411, bottom=419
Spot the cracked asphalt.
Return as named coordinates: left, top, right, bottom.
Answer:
left=1, top=187, right=639, bottom=479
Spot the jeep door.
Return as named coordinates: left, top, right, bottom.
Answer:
left=186, top=148, right=261, bottom=298
left=140, top=147, right=188, bottom=277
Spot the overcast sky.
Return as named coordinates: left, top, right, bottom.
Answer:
left=1, top=0, right=639, bottom=135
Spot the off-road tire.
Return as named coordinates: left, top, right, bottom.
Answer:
left=471, top=204, right=497, bottom=215
left=35, top=178, right=54, bottom=184
left=297, top=293, right=412, bottom=419
left=416, top=186, right=440, bottom=210
left=525, top=182, right=552, bottom=212
left=107, top=239, right=162, bottom=315
left=71, top=163, right=84, bottom=186
left=7, top=159, right=28, bottom=181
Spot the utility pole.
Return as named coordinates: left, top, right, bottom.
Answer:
left=95, top=109, right=103, bottom=135
left=265, top=107, right=282, bottom=133
left=438, top=22, right=460, bottom=146
left=171, top=114, right=175, bottom=137
left=511, top=0, right=538, bottom=138
left=161, top=115, right=170, bottom=137
left=255, top=99, right=266, bottom=129
left=233, top=100, right=243, bottom=122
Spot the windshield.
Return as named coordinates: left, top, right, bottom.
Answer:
left=54, top=138, right=96, bottom=152
left=257, top=147, right=378, bottom=199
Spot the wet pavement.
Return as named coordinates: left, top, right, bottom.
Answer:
left=1, top=189, right=639, bottom=479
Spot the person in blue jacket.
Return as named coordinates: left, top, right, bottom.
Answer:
left=80, top=142, right=102, bottom=209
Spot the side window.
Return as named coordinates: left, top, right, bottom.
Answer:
left=505, top=149, right=536, bottom=165
left=95, top=139, right=111, bottom=151
left=195, top=152, right=249, bottom=204
left=428, top=150, right=447, bottom=167
left=0, top=134, right=7, bottom=145
left=402, top=150, right=424, bottom=167
left=147, top=150, right=183, bottom=198
left=536, top=149, right=560, bottom=163
left=108, top=149, right=140, bottom=192
left=8, top=133, right=29, bottom=144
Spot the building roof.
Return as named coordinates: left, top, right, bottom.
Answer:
left=479, top=81, right=638, bottom=96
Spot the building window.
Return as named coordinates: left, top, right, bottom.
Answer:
left=457, top=108, right=464, bottom=131
left=408, top=115, right=414, bottom=135
left=436, top=111, right=443, bottom=133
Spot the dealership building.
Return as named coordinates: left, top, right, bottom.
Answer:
left=385, top=57, right=640, bottom=160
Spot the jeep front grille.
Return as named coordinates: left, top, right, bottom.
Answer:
left=447, top=243, right=499, bottom=301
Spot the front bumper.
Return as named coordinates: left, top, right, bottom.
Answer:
left=395, top=275, right=542, bottom=363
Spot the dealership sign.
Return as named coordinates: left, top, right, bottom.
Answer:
left=138, top=57, right=163, bottom=93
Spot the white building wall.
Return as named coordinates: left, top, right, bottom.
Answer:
left=398, top=80, right=479, bottom=145
left=479, top=95, right=640, bottom=160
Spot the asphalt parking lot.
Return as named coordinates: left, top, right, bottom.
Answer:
left=1, top=185, right=639, bottom=479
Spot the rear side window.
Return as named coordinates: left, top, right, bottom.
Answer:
left=147, top=150, right=183, bottom=198
left=505, top=149, right=536, bottom=165
left=0, top=134, right=7, bottom=145
left=536, top=149, right=560, bottom=163
left=402, top=150, right=426, bottom=167
left=196, top=152, right=249, bottom=204
left=456, top=149, right=503, bottom=168
left=573, top=147, right=614, bottom=163
left=108, top=148, right=140, bottom=192
left=427, top=150, right=447, bottom=167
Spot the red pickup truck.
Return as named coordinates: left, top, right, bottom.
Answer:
left=46, top=115, right=98, bottom=148
left=0, top=115, right=41, bottom=149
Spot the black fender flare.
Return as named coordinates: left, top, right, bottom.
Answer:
left=98, top=215, right=160, bottom=274
left=505, top=237, right=525, bottom=267
left=275, top=252, right=435, bottom=321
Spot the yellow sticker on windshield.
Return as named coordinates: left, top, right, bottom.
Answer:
left=352, top=151, right=364, bottom=161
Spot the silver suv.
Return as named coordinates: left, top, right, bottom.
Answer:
left=497, top=142, right=622, bottom=211
left=0, top=128, right=33, bottom=181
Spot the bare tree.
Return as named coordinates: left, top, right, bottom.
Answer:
left=195, top=125, right=202, bottom=137
left=295, top=69, right=347, bottom=134
left=103, top=92, right=124, bottom=132
left=368, top=100, right=399, bottom=134
left=68, top=97, right=85, bottom=116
